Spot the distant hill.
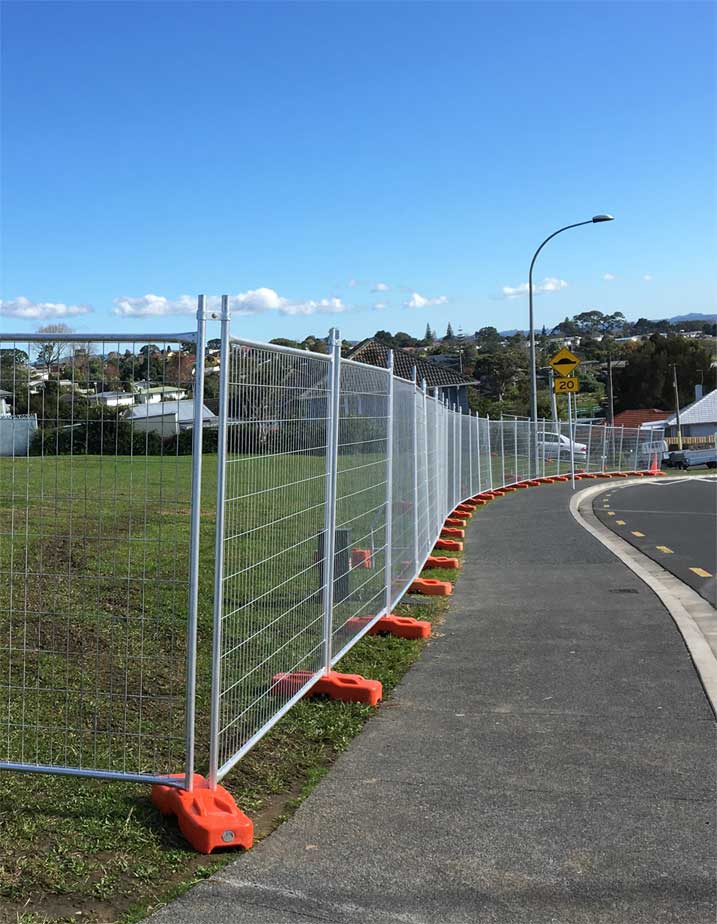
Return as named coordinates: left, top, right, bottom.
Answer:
left=668, top=313, right=717, bottom=323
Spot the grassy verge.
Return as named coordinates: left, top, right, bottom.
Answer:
left=0, top=581, right=455, bottom=924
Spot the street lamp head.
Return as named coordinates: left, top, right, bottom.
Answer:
left=592, top=214, right=614, bottom=223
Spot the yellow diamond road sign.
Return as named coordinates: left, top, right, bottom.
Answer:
left=549, top=347, right=581, bottom=377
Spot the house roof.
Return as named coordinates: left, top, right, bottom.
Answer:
left=612, top=409, right=668, bottom=429
left=666, top=388, right=717, bottom=427
left=346, top=339, right=476, bottom=387
left=126, top=400, right=215, bottom=424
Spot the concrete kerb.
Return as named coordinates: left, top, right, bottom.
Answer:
left=570, top=478, right=717, bottom=717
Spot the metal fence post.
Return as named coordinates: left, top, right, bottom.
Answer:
left=321, top=328, right=342, bottom=674
left=384, top=350, right=395, bottom=614
left=486, top=414, right=494, bottom=490
left=500, top=413, right=506, bottom=487
left=208, top=295, right=231, bottom=789
left=586, top=419, right=593, bottom=472
left=619, top=425, right=625, bottom=469
left=421, top=379, right=429, bottom=555
left=184, top=294, right=210, bottom=791
left=411, top=367, right=419, bottom=575
left=599, top=422, right=606, bottom=472
left=513, top=416, right=518, bottom=484
left=475, top=412, right=481, bottom=494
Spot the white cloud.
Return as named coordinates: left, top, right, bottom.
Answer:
left=502, top=277, right=568, bottom=298
left=371, top=282, right=390, bottom=292
left=112, top=294, right=197, bottom=317
left=347, top=279, right=359, bottom=288
left=642, top=274, right=653, bottom=282
left=603, top=272, right=616, bottom=281
left=113, top=289, right=348, bottom=318
left=373, top=302, right=387, bottom=310
left=404, top=292, right=448, bottom=309
left=0, top=296, right=93, bottom=319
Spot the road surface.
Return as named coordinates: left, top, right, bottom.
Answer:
left=593, top=475, right=717, bottom=606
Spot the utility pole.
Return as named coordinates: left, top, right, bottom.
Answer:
left=672, top=363, right=683, bottom=450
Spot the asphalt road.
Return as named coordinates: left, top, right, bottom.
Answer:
left=593, top=475, right=717, bottom=606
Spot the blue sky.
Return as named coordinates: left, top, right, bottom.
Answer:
left=1, top=1, right=715, bottom=341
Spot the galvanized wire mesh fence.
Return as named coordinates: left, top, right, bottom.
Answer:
left=0, top=324, right=208, bottom=786
left=1, top=309, right=665, bottom=795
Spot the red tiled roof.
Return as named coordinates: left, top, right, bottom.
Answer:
left=612, top=408, right=668, bottom=428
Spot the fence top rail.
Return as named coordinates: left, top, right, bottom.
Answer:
left=0, top=331, right=198, bottom=344
left=229, top=336, right=331, bottom=360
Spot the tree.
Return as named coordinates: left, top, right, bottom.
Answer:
left=445, top=322, right=454, bottom=341
left=475, top=327, right=502, bottom=351
left=393, top=331, right=417, bottom=348
left=613, top=335, right=715, bottom=412
left=35, top=324, right=74, bottom=377
left=424, top=323, right=434, bottom=343
left=473, top=348, right=528, bottom=402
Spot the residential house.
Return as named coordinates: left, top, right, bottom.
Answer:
left=665, top=388, right=717, bottom=442
left=125, top=399, right=217, bottom=439
left=345, top=339, right=477, bottom=412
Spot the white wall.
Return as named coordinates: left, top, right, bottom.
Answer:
left=0, top=416, right=38, bottom=456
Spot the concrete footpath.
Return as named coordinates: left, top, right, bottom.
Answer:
left=148, top=480, right=716, bottom=924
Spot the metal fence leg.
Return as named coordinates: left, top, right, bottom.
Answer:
left=321, top=328, right=342, bottom=675
left=384, top=350, right=395, bottom=613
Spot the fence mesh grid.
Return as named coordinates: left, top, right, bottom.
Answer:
left=1, top=325, right=667, bottom=789
left=214, top=342, right=331, bottom=777
left=331, top=359, right=390, bottom=661
left=0, top=335, right=196, bottom=782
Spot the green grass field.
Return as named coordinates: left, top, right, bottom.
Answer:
left=0, top=450, right=462, bottom=923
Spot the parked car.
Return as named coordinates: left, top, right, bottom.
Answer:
left=538, top=432, right=587, bottom=462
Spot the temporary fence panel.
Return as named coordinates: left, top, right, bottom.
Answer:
left=390, top=377, right=419, bottom=609
left=0, top=321, right=207, bottom=788
left=331, top=357, right=390, bottom=662
left=210, top=336, right=332, bottom=781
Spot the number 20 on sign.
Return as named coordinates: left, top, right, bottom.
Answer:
left=554, top=377, right=580, bottom=394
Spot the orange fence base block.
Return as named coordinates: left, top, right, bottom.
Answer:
left=423, top=555, right=460, bottom=571
left=367, top=614, right=431, bottom=640
left=455, top=502, right=477, bottom=513
left=312, top=671, right=382, bottom=705
left=434, top=538, right=463, bottom=552
left=471, top=498, right=488, bottom=506
left=514, top=483, right=530, bottom=489
left=151, top=774, right=253, bottom=855
left=409, top=578, right=453, bottom=596
left=473, top=493, right=494, bottom=501
left=350, top=548, right=373, bottom=569
left=445, top=516, right=468, bottom=527
left=441, top=527, right=465, bottom=539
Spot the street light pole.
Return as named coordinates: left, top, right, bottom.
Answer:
left=528, top=214, right=614, bottom=470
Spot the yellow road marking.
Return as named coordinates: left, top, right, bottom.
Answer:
left=616, top=520, right=626, bottom=525
left=656, top=546, right=673, bottom=554
left=631, top=531, right=645, bottom=537
left=690, top=567, right=713, bottom=578
left=607, top=511, right=615, bottom=517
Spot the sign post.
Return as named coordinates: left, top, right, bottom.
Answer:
left=549, top=348, right=582, bottom=490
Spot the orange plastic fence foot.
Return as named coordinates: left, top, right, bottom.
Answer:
left=441, top=527, right=465, bottom=538
left=423, top=555, right=460, bottom=570
left=434, top=538, right=463, bottom=552
left=445, top=516, right=468, bottom=527
left=473, top=493, right=494, bottom=501
left=151, top=775, right=253, bottom=854
left=350, top=548, right=373, bottom=569
left=513, top=483, right=530, bottom=488
left=312, top=671, right=382, bottom=705
left=455, top=503, right=476, bottom=514
left=368, top=614, right=431, bottom=640
left=472, top=498, right=488, bottom=506
left=553, top=475, right=570, bottom=481
left=409, top=577, right=453, bottom=596
left=274, top=670, right=382, bottom=705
